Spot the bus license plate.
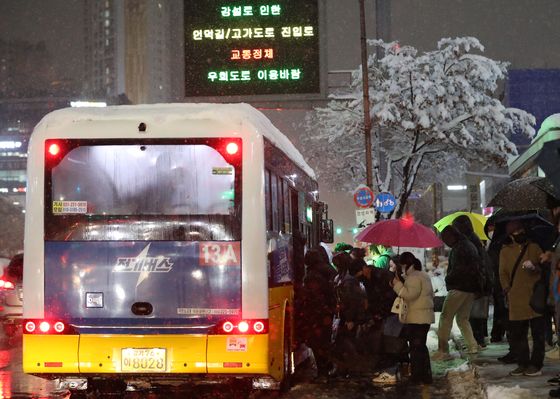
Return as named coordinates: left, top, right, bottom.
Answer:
left=121, top=348, right=166, bottom=372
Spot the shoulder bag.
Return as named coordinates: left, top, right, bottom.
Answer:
left=390, top=288, right=408, bottom=323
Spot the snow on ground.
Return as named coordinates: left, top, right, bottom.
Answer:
left=486, top=385, right=534, bottom=399
left=471, top=341, right=559, bottom=399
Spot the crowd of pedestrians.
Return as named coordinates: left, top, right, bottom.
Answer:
left=294, top=207, right=560, bottom=396
left=295, top=242, right=435, bottom=384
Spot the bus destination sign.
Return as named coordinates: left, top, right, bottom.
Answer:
left=184, top=0, right=320, bottom=97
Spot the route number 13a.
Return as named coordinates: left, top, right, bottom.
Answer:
left=199, top=242, right=241, bottom=266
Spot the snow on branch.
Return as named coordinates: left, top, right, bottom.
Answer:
left=301, top=37, right=535, bottom=217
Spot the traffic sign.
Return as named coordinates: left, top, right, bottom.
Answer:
left=374, top=192, right=396, bottom=213
left=353, top=186, right=375, bottom=208
left=356, top=208, right=376, bottom=226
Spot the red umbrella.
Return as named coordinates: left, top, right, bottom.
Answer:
left=355, top=217, right=443, bottom=248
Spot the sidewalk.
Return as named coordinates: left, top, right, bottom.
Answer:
left=468, top=341, right=559, bottom=399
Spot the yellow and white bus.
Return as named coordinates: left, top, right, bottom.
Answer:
left=23, top=103, right=332, bottom=395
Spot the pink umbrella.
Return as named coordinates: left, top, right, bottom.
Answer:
left=355, top=217, right=443, bottom=248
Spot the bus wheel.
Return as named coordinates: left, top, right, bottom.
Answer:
left=280, top=316, right=292, bottom=392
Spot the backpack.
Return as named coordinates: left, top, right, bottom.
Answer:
left=475, top=247, right=494, bottom=296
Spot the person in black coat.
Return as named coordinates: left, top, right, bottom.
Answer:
left=330, top=257, right=367, bottom=376
left=434, top=226, right=481, bottom=359
left=302, top=248, right=336, bottom=375
left=452, top=215, right=493, bottom=347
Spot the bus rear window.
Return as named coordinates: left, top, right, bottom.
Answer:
left=45, top=139, right=241, bottom=241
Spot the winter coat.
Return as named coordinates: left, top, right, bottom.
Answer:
left=499, top=241, right=543, bottom=321
left=302, top=263, right=337, bottom=320
left=445, top=237, right=482, bottom=293
left=362, top=268, right=397, bottom=322
left=338, top=274, right=367, bottom=324
left=466, top=231, right=494, bottom=295
left=393, top=269, right=435, bottom=325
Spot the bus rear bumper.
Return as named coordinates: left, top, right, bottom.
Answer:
left=24, top=333, right=271, bottom=381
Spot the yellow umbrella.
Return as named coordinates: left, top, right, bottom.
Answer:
left=434, top=211, right=488, bottom=240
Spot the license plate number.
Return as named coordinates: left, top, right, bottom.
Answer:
left=121, top=348, right=166, bottom=372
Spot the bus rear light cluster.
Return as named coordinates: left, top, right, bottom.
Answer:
left=215, top=319, right=268, bottom=335
left=24, top=319, right=76, bottom=335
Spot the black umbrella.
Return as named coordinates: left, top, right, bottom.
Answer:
left=536, top=139, right=560, bottom=198
left=487, top=176, right=560, bottom=211
left=486, top=210, right=556, bottom=251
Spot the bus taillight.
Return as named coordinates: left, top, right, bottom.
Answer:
left=222, top=321, right=235, bottom=333
left=47, top=143, right=61, bottom=156
left=53, top=321, right=65, bottom=333
left=253, top=321, right=265, bottom=333
left=23, top=319, right=76, bottom=335
left=226, top=142, right=239, bottom=155
left=24, top=321, right=36, bottom=333
left=216, top=319, right=268, bottom=335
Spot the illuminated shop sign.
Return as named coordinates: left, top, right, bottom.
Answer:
left=184, top=0, right=320, bottom=96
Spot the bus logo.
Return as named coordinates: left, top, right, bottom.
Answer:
left=113, top=257, right=174, bottom=273
left=113, top=244, right=174, bottom=273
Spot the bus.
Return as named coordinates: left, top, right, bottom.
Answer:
left=23, top=103, right=333, bottom=395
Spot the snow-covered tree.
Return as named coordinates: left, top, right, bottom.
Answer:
left=303, top=37, right=535, bottom=218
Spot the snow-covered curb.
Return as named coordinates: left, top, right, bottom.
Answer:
left=446, top=362, right=486, bottom=399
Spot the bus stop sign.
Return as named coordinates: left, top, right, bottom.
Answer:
left=374, top=192, right=396, bottom=213
left=353, top=186, right=375, bottom=208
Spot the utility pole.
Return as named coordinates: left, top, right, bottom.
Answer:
left=359, top=0, right=373, bottom=190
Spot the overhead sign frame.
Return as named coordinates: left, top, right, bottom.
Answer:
left=184, top=0, right=321, bottom=97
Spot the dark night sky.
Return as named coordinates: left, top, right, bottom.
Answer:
left=0, top=0, right=84, bottom=83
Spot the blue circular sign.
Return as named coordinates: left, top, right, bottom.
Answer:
left=374, top=192, right=396, bottom=213
left=354, top=187, right=374, bottom=208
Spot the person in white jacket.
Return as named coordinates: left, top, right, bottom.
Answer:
left=391, top=252, right=435, bottom=384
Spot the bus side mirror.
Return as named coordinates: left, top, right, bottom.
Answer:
left=321, top=219, right=334, bottom=243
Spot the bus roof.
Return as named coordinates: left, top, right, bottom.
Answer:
left=34, top=102, right=316, bottom=179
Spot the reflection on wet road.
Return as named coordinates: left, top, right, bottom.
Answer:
left=0, top=331, right=449, bottom=398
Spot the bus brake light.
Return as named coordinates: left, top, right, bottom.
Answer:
left=48, top=143, right=61, bottom=156
left=39, top=321, right=50, bottom=333
left=215, top=319, right=269, bottom=335
left=23, top=319, right=76, bottom=335
left=226, top=142, right=239, bottom=155
left=237, top=321, right=249, bottom=333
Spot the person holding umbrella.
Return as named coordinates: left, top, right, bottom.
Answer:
left=390, top=252, right=435, bottom=384
left=433, top=225, right=481, bottom=360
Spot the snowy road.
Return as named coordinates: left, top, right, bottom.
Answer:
left=0, top=331, right=455, bottom=398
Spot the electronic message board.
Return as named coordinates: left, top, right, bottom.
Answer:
left=184, top=1, right=320, bottom=97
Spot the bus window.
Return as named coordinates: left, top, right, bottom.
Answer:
left=45, top=140, right=241, bottom=241
left=277, top=178, right=284, bottom=232
left=271, top=174, right=279, bottom=232
left=283, top=179, right=291, bottom=233
left=265, top=169, right=272, bottom=231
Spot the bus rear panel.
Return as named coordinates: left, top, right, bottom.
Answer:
left=24, top=137, right=270, bottom=386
